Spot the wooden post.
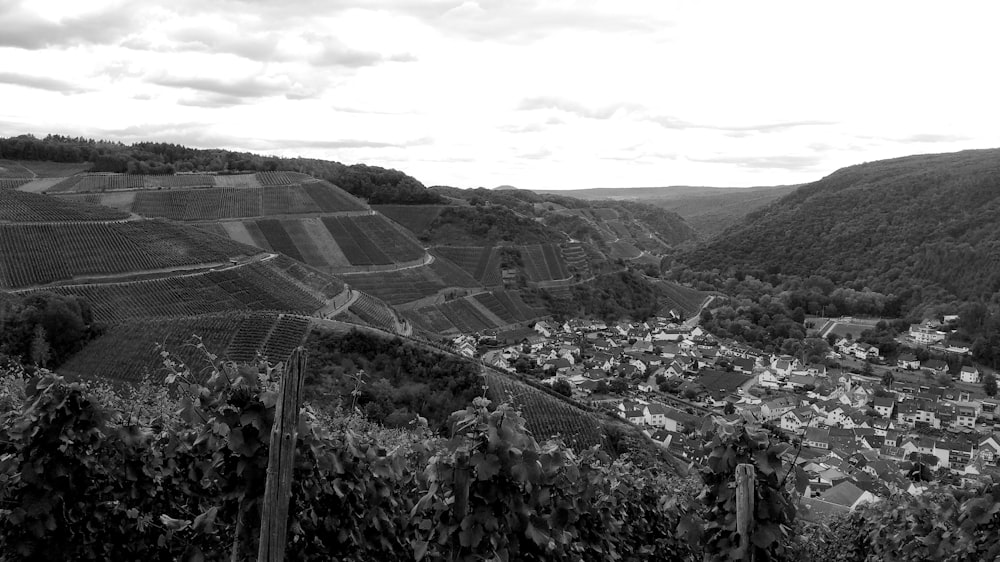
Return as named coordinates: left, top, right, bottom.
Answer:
left=256, top=348, right=306, bottom=562
left=735, top=463, right=756, bottom=561
left=453, top=451, right=470, bottom=520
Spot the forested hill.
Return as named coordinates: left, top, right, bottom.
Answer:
left=0, top=134, right=441, bottom=204
left=679, top=148, right=1000, bottom=313
left=430, top=185, right=697, bottom=249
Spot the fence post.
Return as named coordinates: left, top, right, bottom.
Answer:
left=256, top=348, right=307, bottom=562
left=735, top=463, right=755, bottom=561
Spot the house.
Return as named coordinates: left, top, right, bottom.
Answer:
left=955, top=406, right=977, bottom=429
left=758, top=370, right=781, bottom=389
left=921, top=359, right=949, bottom=375
left=643, top=403, right=680, bottom=431
left=693, top=369, right=750, bottom=401
left=804, top=427, right=830, bottom=449
left=873, top=395, right=896, bottom=418
left=979, top=436, right=1000, bottom=465
left=959, top=366, right=981, bottom=384
left=781, top=407, right=817, bottom=432
left=852, top=342, right=880, bottom=360
left=897, top=353, right=920, bottom=370
left=732, top=357, right=756, bottom=375
left=761, top=396, right=798, bottom=421
left=620, top=406, right=646, bottom=425
left=820, top=481, right=877, bottom=511
left=910, top=324, right=946, bottom=344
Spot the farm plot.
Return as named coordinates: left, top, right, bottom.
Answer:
left=428, top=253, right=480, bottom=287
left=337, top=217, right=392, bottom=264
left=520, top=244, right=570, bottom=282
left=484, top=371, right=605, bottom=452
left=439, top=299, right=494, bottom=333
left=494, top=290, right=544, bottom=320
left=348, top=291, right=399, bottom=332
left=301, top=182, right=367, bottom=212
left=131, top=190, right=189, bottom=218
left=13, top=259, right=326, bottom=325
left=116, top=219, right=261, bottom=265
left=608, top=241, right=642, bottom=260
left=261, top=314, right=312, bottom=361
left=339, top=265, right=451, bottom=305
left=0, top=190, right=130, bottom=222
left=472, top=292, right=518, bottom=324
left=267, top=254, right=345, bottom=299
left=145, top=175, right=214, bottom=188
left=280, top=220, right=328, bottom=267
left=256, top=171, right=294, bottom=186
left=320, top=217, right=372, bottom=265
left=59, top=312, right=308, bottom=384
left=0, top=178, right=31, bottom=190
left=262, top=185, right=319, bottom=215
left=405, top=305, right=458, bottom=335
left=350, top=214, right=425, bottom=262
left=656, top=281, right=709, bottom=319
left=0, top=161, right=35, bottom=177
left=371, top=205, right=445, bottom=235
left=431, top=246, right=487, bottom=278
left=18, top=161, right=92, bottom=177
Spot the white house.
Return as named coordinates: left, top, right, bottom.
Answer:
left=959, top=366, right=981, bottom=384
left=910, top=324, right=946, bottom=344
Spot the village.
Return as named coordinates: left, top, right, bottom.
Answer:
left=453, top=314, right=1000, bottom=519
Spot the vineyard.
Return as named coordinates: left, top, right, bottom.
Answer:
left=431, top=246, right=503, bottom=286
left=55, top=180, right=366, bottom=218
left=58, top=311, right=312, bottom=383
left=483, top=370, right=606, bottom=451
left=560, top=242, right=593, bottom=278
left=405, top=290, right=545, bottom=334
left=0, top=189, right=130, bottom=222
left=11, top=259, right=328, bottom=325
left=0, top=219, right=261, bottom=289
left=371, top=204, right=445, bottom=234
left=339, top=260, right=479, bottom=306
left=656, top=280, right=711, bottom=318
left=608, top=240, right=643, bottom=260
left=347, top=290, right=402, bottom=333
left=0, top=178, right=31, bottom=190
left=520, top=243, right=571, bottom=282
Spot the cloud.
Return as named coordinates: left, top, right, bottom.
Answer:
left=177, top=94, right=251, bottom=108
left=307, top=36, right=415, bottom=68
left=279, top=136, right=434, bottom=150
left=899, top=133, right=969, bottom=143
left=0, top=4, right=135, bottom=49
left=518, top=96, right=642, bottom=119
left=167, top=26, right=284, bottom=62
left=150, top=75, right=290, bottom=100
left=517, top=148, right=551, bottom=159
left=690, top=154, right=823, bottom=170
left=0, top=71, right=88, bottom=94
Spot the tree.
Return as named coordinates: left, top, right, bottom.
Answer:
left=984, top=372, right=997, bottom=397
left=881, top=369, right=894, bottom=389
left=862, top=360, right=873, bottom=377
left=608, top=378, right=628, bottom=394
left=723, top=401, right=735, bottom=415
left=29, top=325, right=50, bottom=368
left=594, top=380, right=609, bottom=394
left=551, top=379, right=573, bottom=397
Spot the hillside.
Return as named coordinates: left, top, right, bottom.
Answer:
left=680, top=148, right=1000, bottom=313
left=536, top=184, right=797, bottom=238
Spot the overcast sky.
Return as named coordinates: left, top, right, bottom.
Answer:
left=1, top=1, right=998, bottom=190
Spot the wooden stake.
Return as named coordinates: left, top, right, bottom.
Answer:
left=257, top=348, right=306, bottom=562
left=735, top=463, right=755, bottom=561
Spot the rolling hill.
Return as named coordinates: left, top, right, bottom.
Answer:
left=535, top=184, right=797, bottom=239
left=679, top=148, right=1000, bottom=313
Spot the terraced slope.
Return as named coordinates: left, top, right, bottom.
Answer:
left=57, top=181, right=367, bottom=218
left=0, top=219, right=260, bottom=289
left=10, top=258, right=331, bottom=325
left=59, top=312, right=313, bottom=383
left=338, top=258, right=479, bottom=305
left=404, top=290, right=545, bottom=335
left=0, top=189, right=130, bottom=222
left=483, top=370, right=606, bottom=452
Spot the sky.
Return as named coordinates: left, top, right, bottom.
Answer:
left=1, top=1, right=999, bottom=190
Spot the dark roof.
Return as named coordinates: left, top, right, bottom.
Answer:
left=820, top=481, right=867, bottom=508
left=694, top=369, right=750, bottom=393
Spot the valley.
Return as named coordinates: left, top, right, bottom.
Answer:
left=2, top=137, right=1000, bottom=561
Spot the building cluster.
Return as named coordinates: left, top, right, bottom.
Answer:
left=456, top=314, right=1000, bottom=516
